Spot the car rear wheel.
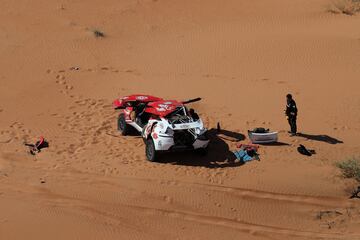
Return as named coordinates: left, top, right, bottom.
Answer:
left=118, top=113, right=129, bottom=136
left=145, top=138, right=157, bottom=162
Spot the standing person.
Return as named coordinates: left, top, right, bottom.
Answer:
left=285, top=94, right=298, bottom=136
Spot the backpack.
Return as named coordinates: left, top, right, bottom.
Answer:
left=253, top=128, right=269, bottom=133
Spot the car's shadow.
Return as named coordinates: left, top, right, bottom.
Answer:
left=157, top=128, right=246, bottom=168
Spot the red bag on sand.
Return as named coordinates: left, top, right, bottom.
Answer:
left=236, top=143, right=259, bottom=151
left=35, top=136, right=45, bottom=148
left=25, top=136, right=49, bottom=155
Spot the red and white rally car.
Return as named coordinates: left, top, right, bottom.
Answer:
left=113, top=94, right=209, bottom=161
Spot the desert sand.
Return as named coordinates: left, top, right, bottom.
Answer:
left=1, top=0, right=360, bottom=239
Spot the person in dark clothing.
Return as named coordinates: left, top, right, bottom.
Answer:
left=189, top=108, right=199, bottom=121
left=134, top=102, right=148, bottom=127
left=285, top=94, right=298, bottom=136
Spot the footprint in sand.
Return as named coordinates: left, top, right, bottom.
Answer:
left=56, top=74, right=66, bottom=81
left=65, top=85, right=73, bottom=90
left=8, top=122, right=31, bottom=141
left=124, top=69, right=141, bottom=76
left=69, top=66, right=80, bottom=71
left=163, top=195, right=172, bottom=203
left=0, top=131, right=13, bottom=143
left=51, top=69, right=77, bottom=95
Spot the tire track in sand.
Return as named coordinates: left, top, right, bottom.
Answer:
left=33, top=185, right=359, bottom=240
left=86, top=176, right=352, bottom=208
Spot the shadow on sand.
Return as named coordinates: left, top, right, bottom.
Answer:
left=158, top=128, right=245, bottom=168
left=297, top=133, right=343, bottom=144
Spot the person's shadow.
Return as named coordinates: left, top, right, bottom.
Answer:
left=158, top=128, right=245, bottom=168
left=297, top=133, right=343, bottom=144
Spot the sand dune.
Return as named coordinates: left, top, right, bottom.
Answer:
left=0, top=0, right=360, bottom=239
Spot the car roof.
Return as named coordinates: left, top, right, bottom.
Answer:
left=113, top=94, right=163, bottom=108
left=121, top=94, right=163, bottom=102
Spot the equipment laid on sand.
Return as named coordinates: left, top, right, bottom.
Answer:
left=233, top=144, right=260, bottom=162
left=24, top=136, right=49, bottom=155
left=297, top=144, right=316, bottom=156
left=248, top=128, right=278, bottom=144
left=113, top=94, right=209, bottom=162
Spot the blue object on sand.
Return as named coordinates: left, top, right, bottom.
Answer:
left=233, top=150, right=254, bottom=162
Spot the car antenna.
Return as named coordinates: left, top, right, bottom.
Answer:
left=182, top=97, right=202, bottom=104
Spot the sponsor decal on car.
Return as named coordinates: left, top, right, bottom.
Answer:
left=156, top=103, right=175, bottom=112
left=136, top=96, right=148, bottom=100
left=152, top=132, right=158, bottom=139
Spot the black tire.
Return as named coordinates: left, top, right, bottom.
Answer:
left=118, top=113, right=129, bottom=136
left=145, top=138, right=157, bottom=162
left=196, top=147, right=208, bottom=156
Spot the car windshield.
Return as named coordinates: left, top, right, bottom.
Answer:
left=166, top=106, right=198, bottom=124
left=166, top=106, right=186, bottom=122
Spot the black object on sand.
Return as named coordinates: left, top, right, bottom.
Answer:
left=297, top=144, right=315, bottom=156
left=350, top=186, right=360, bottom=199
left=24, top=137, right=49, bottom=155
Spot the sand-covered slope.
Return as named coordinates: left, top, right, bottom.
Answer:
left=0, top=0, right=360, bottom=239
